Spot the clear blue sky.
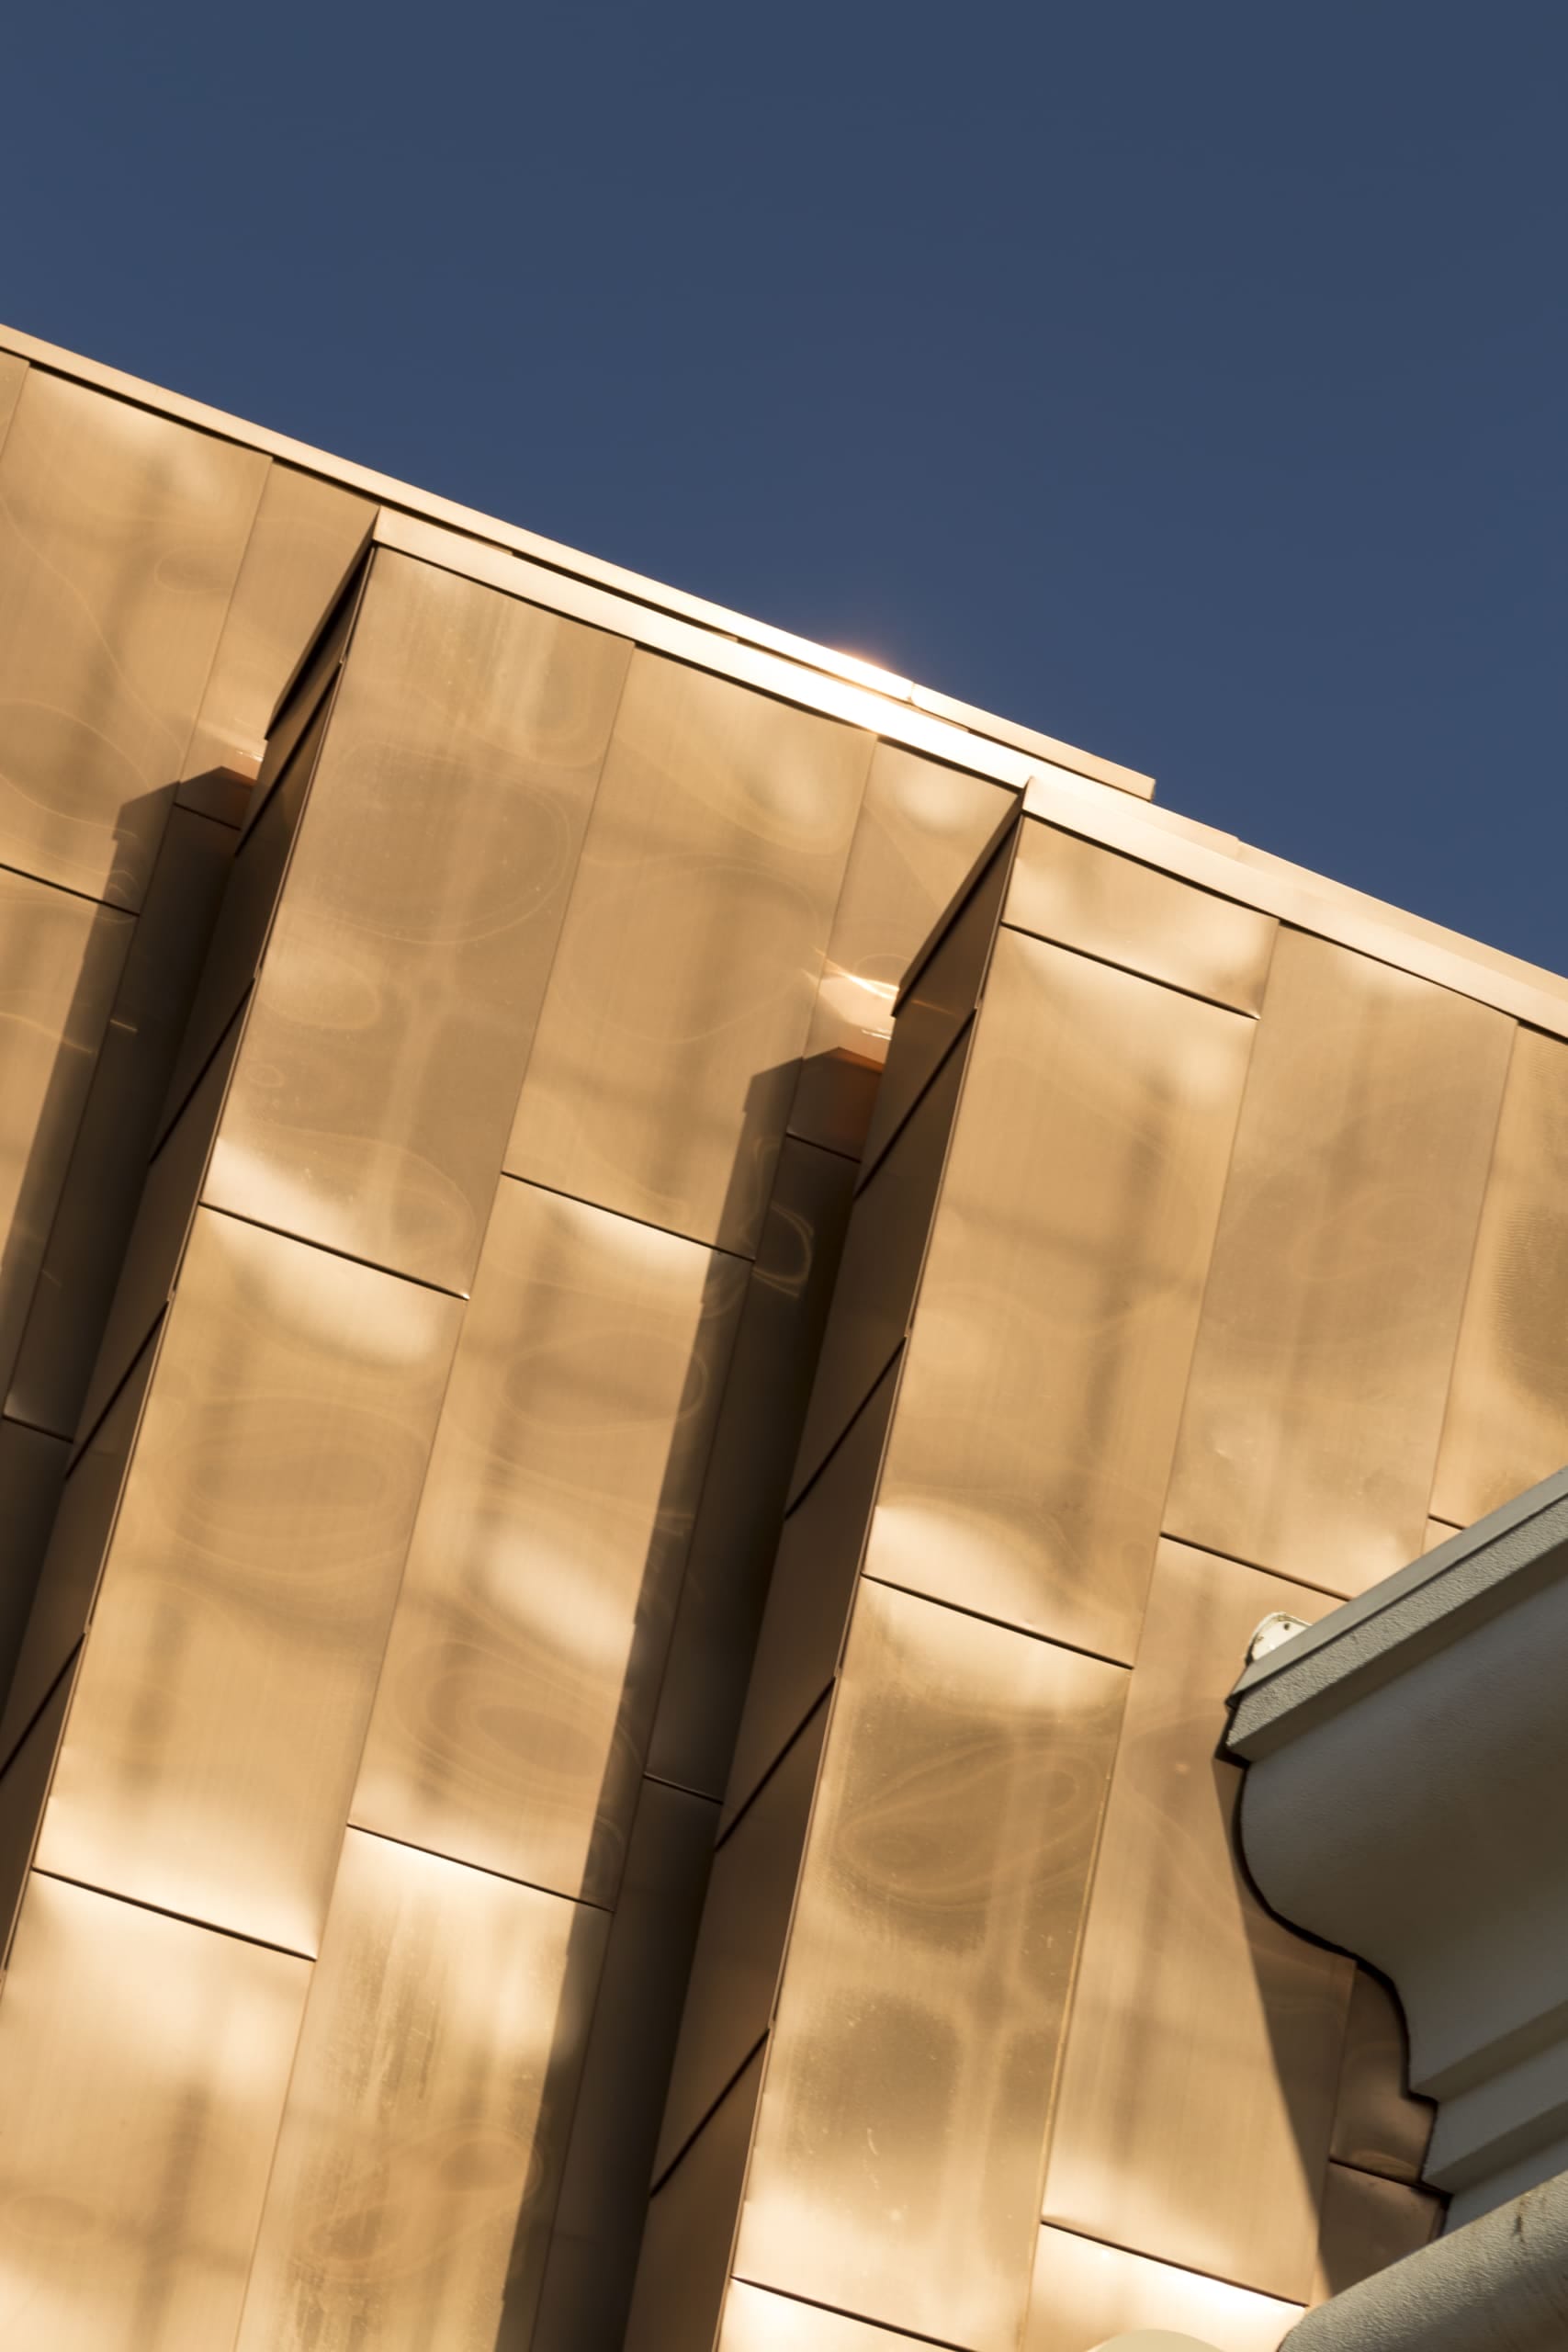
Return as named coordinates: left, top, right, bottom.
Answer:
left=6, top=4, right=1563, bottom=964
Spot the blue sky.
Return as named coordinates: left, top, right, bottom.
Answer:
left=6, top=3, right=1563, bottom=962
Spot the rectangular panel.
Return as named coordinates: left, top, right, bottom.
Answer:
left=1331, top=1967, right=1434, bottom=2183
left=241, top=564, right=361, bottom=834
left=352, top=1179, right=746, bottom=1905
left=0, top=1873, right=309, bottom=2352
left=1043, top=1538, right=1351, bottom=2303
left=508, top=650, right=874, bottom=1256
left=735, top=1580, right=1126, bottom=2352
left=649, top=1136, right=855, bottom=1801
left=1310, top=2163, right=1441, bottom=2302
left=1022, top=2228, right=1299, bottom=2352
left=869, top=928, right=1253, bottom=1663
left=0, top=1665, right=73, bottom=1959
left=0, top=372, right=265, bottom=905
left=235, top=1828, right=603, bottom=2352
left=35, top=1209, right=461, bottom=1953
left=206, top=551, right=630, bottom=1294
left=1168, top=930, right=1512, bottom=1593
left=1432, top=1028, right=1568, bottom=1527
left=0, top=1418, right=66, bottom=1713
left=720, top=2280, right=935, bottom=2350
left=624, top=2047, right=763, bottom=2352
left=0, top=351, right=24, bottom=445
left=1004, top=817, right=1277, bottom=1012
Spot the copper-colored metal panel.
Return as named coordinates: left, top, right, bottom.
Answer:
left=790, top=1034, right=967, bottom=1504
left=352, top=1178, right=746, bottom=1906
left=0, top=1872, right=309, bottom=2351
left=0, top=873, right=131, bottom=1401
left=870, top=930, right=1252, bottom=1663
left=658, top=1702, right=829, bottom=2178
left=1043, top=1538, right=1351, bottom=2303
left=36, top=1209, right=460, bottom=1953
left=533, top=1777, right=717, bottom=2352
left=0, top=372, right=265, bottom=907
left=1022, top=2227, right=1299, bottom=2352
left=725, top=1359, right=899, bottom=1830
left=736, top=1579, right=1125, bottom=2352
left=0, top=352, right=24, bottom=447
left=241, top=570, right=360, bottom=837
left=788, top=746, right=1011, bottom=1157
left=1431, top=1027, right=1568, bottom=1527
left=0, top=1419, right=66, bottom=1712
left=1166, top=928, right=1512, bottom=1595
left=1310, top=2164, right=1442, bottom=2302
left=1424, top=1518, right=1461, bottom=1552
left=649, top=1136, right=855, bottom=1802
left=235, top=1827, right=603, bottom=2352
left=6, top=805, right=232, bottom=1441
left=508, top=650, right=874, bottom=1256
left=206, top=554, right=630, bottom=1295
left=719, top=2280, right=936, bottom=2351
left=624, top=2046, right=763, bottom=2352
left=1004, top=818, right=1277, bottom=1012
left=0, top=1666, right=73, bottom=1960
left=1331, top=1967, right=1434, bottom=2183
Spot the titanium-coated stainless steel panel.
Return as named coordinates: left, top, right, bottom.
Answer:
left=1424, top=1518, right=1461, bottom=1552
left=0, top=372, right=265, bottom=906
left=36, top=1209, right=461, bottom=1954
left=789, top=746, right=1010, bottom=1158
left=657, top=1702, right=829, bottom=2178
left=235, top=1827, right=604, bottom=2352
left=208, top=552, right=631, bottom=1293
left=789, top=1035, right=967, bottom=1503
left=1166, top=928, right=1512, bottom=1596
left=532, top=1777, right=718, bottom=2352
left=624, top=2046, right=764, bottom=2352
left=0, top=1419, right=67, bottom=1713
left=735, top=1579, right=1126, bottom=2351
left=242, top=574, right=360, bottom=836
left=1331, top=1967, right=1433, bottom=2184
left=0, top=1666, right=73, bottom=1960
left=649, top=1136, right=855, bottom=1802
left=1022, top=2227, right=1299, bottom=2352
left=1310, top=2163, right=1441, bottom=2302
left=0, top=873, right=131, bottom=1400
left=1043, top=1538, right=1351, bottom=2304
left=0, top=352, right=24, bottom=447
left=868, top=929, right=1252, bottom=1663
left=508, top=650, right=874, bottom=1257
left=6, top=806, right=233, bottom=1440
left=352, top=1178, right=746, bottom=1905
left=719, top=2280, right=936, bottom=2350
left=1431, top=1027, right=1568, bottom=1527
left=1004, top=817, right=1277, bottom=1012
left=0, top=1872, right=309, bottom=2352
left=725, top=1359, right=899, bottom=1830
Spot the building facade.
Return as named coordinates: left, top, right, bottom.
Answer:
left=0, top=326, right=1564, bottom=2352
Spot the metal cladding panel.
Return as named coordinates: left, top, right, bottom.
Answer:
left=1330, top=1967, right=1433, bottom=2185
left=1432, top=1027, right=1568, bottom=1526
left=0, top=1874, right=309, bottom=2352
left=0, top=1668, right=73, bottom=1958
left=1165, top=926, right=1512, bottom=1596
left=507, top=650, right=874, bottom=1257
left=352, top=1177, right=746, bottom=1906
left=0, top=352, right=24, bottom=443
left=0, top=873, right=131, bottom=1399
left=868, top=928, right=1252, bottom=1664
left=1043, top=1538, right=1351, bottom=2304
left=624, top=2047, right=764, bottom=2352
left=35, top=1209, right=461, bottom=1955
left=235, top=1828, right=603, bottom=2352
left=1310, top=2162, right=1441, bottom=2303
left=0, top=1419, right=66, bottom=1714
left=0, top=372, right=265, bottom=907
left=206, top=552, right=630, bottom=1295
left=735, top=1580, right=1125, bottom=2352
left=1004, top=816, right=1277, bottom=1012
left=719, top=2280, right=937, bottom=2349
left=1022, top=2227, right=1299, bottom=2352
left=789, top=746, right=1010, bottom=1158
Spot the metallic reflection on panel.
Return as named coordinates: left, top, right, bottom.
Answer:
left=719, top=2278, right=935, bottom=2349
left=736, top=1579, right=1125, bottom=2352
left=0, top=1419, right=66, bottom=1712
left=353, top=1178, right=746, bottom=1905
left=1309, top=2162, right=1441, bottom=2303
left=209, top=551, right=631, bottom=1294
left=0, top=872, right=130, bottom=1399
left=1330, top=1969, right=1433, bottom=2185
left=1004, top=818, right=1276, bottom=1012
left=509, top=650, right=874, bottom=1257
left=1043, top=1539, right=1350, bottom=2304
left=658, top=1701, right=829, bottom=2178
left=1432, top=1027, right=1568, bottom=1527
left=1021, top=2227, right=1299, bottom=2352
left=870, top=930, right=1251, bottom=1664
left=0, top=371, right=265, bottom=906
left=624, top=2045, right=764, bottom=2352
left=235, top=1828, right=603, bottom=2352
left=0, top=352, right=24, bottom=446
left=242, top=567, right=362, bottom=837
left=0, top=1667, right=73, bottom=1959
left=649, top=1136, right=855, bottom=1802
left=37, top=1209, right=460, bottom=1954
left=1166, top=928, right=1512, bottom=1596
left=0, top=1873, right=309, bottom=2352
